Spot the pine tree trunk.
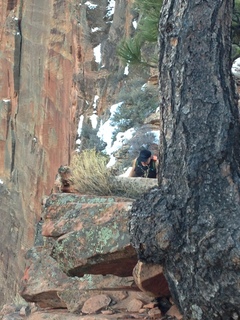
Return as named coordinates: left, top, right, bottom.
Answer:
left=129, top=1, right=240, bottom=319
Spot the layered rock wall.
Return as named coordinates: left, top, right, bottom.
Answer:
left=0, top=0, right=134, bottom=306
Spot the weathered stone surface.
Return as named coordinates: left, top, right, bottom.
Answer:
left=20, top=247, right=71, bottom=308
left=82, top=294, right=111, bottom=314
left=40, top=193, right=137, bottom=277
left=110, top=291, right=153, bottom=312
left=0, top=304, right=16, bottom=316
left=58, top=275, right=138, bottom=313
left=17, top=309, right=151, bottom=319
left=0, top=0, right=77, bottom=305
left=2, top=313, right=23, bottom=320
left=42, top=193, right=133, bottom=237
left=0, top=184, right=30, bottom=304
left=133, top=261, right=170, bottom=298
left=52, top=232, right=137, bottom=278
left=110, top=177, right=158, bottom=198
left=0, top=0, right=135, bottom=306
left=54, top=166, right=76, bottom=193
left=147, top=307, right=162, bottom=318
left=20, top=246, right=138, bottom=311
left=1, top=292, right=156, bottom=320
left=126, top=298, right=143, bottom=312
left=166, top=305, right=183, bottom=320
left=0, top=0, right=161, bottom=316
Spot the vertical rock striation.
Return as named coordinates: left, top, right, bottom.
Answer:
left=0, top=0, right=134, bottom=306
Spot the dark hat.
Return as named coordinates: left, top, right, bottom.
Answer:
left=138, top=149, right=151, bottom=162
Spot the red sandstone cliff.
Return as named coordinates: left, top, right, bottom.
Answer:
left=0, top=0, right=134, bottom=306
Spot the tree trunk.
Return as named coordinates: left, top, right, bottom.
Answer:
left=129, top=1, right=240, bottom=319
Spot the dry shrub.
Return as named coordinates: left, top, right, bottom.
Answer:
left=70, top=149, right=156, bottom=198
left=70, top=149, right=112, bottom=196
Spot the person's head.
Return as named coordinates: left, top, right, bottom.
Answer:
left=138, top=149, right=152, bottom=165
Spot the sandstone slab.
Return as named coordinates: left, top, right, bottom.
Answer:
left=133, top=261, right=170, bottom=298
left=42, top=193, right=133, bottom=237
left=166, top=305, right=183, bottom=320
left=20, top=246, right=141, bottom=312
left=41, top=193, right=137, bottom=277
left=126, top=298, right=143, bottom=312
left=58, top=275, right=137, bottom=313
left=82, top=294, right=111, bottom=314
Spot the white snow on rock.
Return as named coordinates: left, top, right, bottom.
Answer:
left=232, top=57, right=240, bottom=79
left=106, top=0, right=115, bottom=17
left=94, top=44, right=101, bottom=64
left=85, top=1, right=98, bottom=9
left=97, top=102, right=136, bottom=167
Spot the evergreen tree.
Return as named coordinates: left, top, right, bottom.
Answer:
left=117, top=0, right=162, bottom=67
left=118, top=0, right=240, bottom=64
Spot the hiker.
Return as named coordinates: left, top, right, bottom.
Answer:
left=128, top=149, right=158, bottom=178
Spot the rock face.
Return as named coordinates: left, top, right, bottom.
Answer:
left=42, top=193, right=137, bottom=277
left=133, top=261, right=170, bottom=298
left=0, top=0, right=135, bottom=306
left=18, top=192, right=175, bottom=319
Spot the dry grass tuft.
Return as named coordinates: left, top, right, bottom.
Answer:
left=70, top=149, right=156, bottom=198
left=70, top=149, right=112, bottom=196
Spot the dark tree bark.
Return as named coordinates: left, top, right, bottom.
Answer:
left=129, top=1, right=240, bottom=319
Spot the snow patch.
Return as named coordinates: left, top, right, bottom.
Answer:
left=132, top=20, right=137, bottom=29
left=124, top=64, right=129, bottom=75
left=97, top=103, right=121, bottom=153
left=91, top=27, right=101, bottom=33
left=77, top=115, right=84, bottom=137
left=90, top=113, right=98, bottom=129
left=109, top=127, right=135, bottom=153
left=106, top=0, right=115, bottom=17
left=106, top=128, right=135, bottom=167
left=98, top=102, right=136, bottom=167
left=151, top=130, right=160, bottom=144
left=85, top=1, right=98, bottom=9
left=232, top=57, right=240, bottom=79
left=94, top=44, right=101, bottom=64
left=93, top=95, right=99, bottom=109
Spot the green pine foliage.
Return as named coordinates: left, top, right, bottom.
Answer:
left=118, top=0, right=240, bottom=64
left=117, top=38, right=142, bottom=65
left=117, top=0, right=162, bottom=67
left=134, top=0, right=162, bottom=43
left=137, top=11, right=160, bottom=43
left=134, top=0, right=162, bottom=15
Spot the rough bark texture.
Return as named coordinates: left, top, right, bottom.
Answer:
left=130, top=1, right=240, bottom=319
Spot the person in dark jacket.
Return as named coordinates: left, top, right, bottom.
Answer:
left=128, top=149, right=158, bottom=178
